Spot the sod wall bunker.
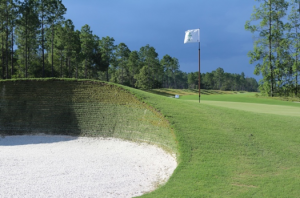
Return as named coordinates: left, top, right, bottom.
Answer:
left=0, top=79, right=177, bottom=153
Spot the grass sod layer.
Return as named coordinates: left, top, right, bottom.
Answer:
left=0, top=79, right=177, bottom=153
left=123, top=88, right=300, bottom=197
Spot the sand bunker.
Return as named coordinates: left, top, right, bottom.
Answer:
left=0, top=135, right=177, bottom=198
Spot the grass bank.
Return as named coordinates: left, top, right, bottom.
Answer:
left=124, top=88, right=300, bottom=197
left=0, top=79, right=177, bottom=153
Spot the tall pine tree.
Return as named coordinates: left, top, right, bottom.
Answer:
left=246, top=0, right=288, bottom=96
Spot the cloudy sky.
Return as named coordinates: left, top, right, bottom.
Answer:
left=62, top=0, right=261, bottom=80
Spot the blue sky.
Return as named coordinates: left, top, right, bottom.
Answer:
left=63, top=0, right=260, bottom=80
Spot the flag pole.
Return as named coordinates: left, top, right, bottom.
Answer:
left=198, top=41, right=201, bottom=103
left=184, top=29, right=201, bottom=103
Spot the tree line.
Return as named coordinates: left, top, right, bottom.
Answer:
left=0, top=0, right=183, bottom=89
left=187, top=68, right=258, bottom=92
left=246, top=0, right=300, bottom=97
left=0, top=0, right=258, bottom=91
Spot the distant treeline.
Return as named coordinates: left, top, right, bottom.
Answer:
left=0, top=0, right=257, bottom=91
left=186, top=68, right=258, bottom=92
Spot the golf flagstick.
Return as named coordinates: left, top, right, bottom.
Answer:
left=184, top=29, right=201, bottom=103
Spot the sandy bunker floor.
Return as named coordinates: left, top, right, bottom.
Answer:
left=0, top=135, right=177, bottom=198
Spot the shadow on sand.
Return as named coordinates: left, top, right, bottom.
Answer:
left=0, top=135, right=78, bottom=146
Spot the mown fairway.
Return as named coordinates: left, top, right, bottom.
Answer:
left=181, top=93, right=300, bottom=117
left=128, top=88, right=300, bottom=197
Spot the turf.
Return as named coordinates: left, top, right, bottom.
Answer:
left=146, top=88, right=238, bottom=97
left=180, top=93, right=300, bottom=117
left=2, top=80, right=300, bottom=197
left=189, top=100, right=300, bottom=117
left=0, top=80, right=177, bottom=153
left=181, top=93, right=300, bottom=107
left=123, top=88, right=300, bottom=198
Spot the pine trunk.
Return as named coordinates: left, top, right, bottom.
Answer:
left=25, top=12, right=28, bottom=78
left=132, top=66, right=134, bottom=87
left=6, top=4, right=9, bottom=79
left=296, top=27, right=298, bottom=97
left=60, top=50, right=63, bottom=77
left=269, top=2, right=273, bottom=97
left=122, top=62, right=123, bottom=85
left=296, top=54, right=298, bottom=97
left=51, top=25, right=54, bottom=77
left=68, top=57, right=70, bottom=78
left=296, top=62, right=298, bottom=96
left=85, top=59, right=87, bottom=78
left=173, top=72, right=176, bottom=89
left=2, top=34, right=4, bottom=79
left=76, top=57, right=78, bottom=79
left=65, top=56, right=68, bottom=77
left=11, top=24, right=13, bottom=77
left=41, top=6, right=44, bottom=78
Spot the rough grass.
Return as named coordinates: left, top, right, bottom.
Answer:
left=123, top=88, right=300, bottom=198
left=0, top=79, right=177, bottom=154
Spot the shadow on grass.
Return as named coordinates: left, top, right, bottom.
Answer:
left=145, top=90, right=174, bottom=97
left=144, top=89, right=239, bottom=98
left=0, top=81, right=81, bottom=136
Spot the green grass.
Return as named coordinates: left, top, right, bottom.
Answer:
left=2, top=80, right=300, bottom=197
left=146, top=88, right=239, bottom=97
left=0, top=80, right=177, bottom=153
left=198, top=100, right=300, bottom=117
left=179, top=93, right=300, bottom=117
left=121, top=88, right=300, bottom=197
left=181, top=92, right=300, bottom=107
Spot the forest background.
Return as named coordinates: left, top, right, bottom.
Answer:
left=0, top=0, right=261, bottom=92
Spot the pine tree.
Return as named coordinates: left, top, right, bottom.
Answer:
left=287, top=0, right=300, bottom=96
left=63, top=20, right=76, bottom=78
left=36, top=0, right=54, bottom=77
left=138, top=44, right=160, bottom=89
left=135, top=65, right=152, bottom=89
left=160, top=54, right=173, bottom=87
left=47, top=0, right=66, bottom=77
left=171, top=57, right=179, bottom=88
left=0, top=0, right=6, bottom=78
left=127, top=50, right=140, bottom=87
left=246, top=0, right=288, bottom=96
left=113, top=43, right=130, bottom=84
left=9, top=0, right=17, bottom=78
left=80, top=24, right=93, bottom=78
left=99, top=36, right=115, bottom=81
left=16, top=0, right=39, bottom=78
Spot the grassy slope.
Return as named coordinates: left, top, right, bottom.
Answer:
left=2, top=80, right=300, bottom=197
left=125, top=88, right=300, bottom=198
left=0, top=79, right=177, bottom=153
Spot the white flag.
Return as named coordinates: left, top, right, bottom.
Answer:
left=184, top=29, right=200, bottom=44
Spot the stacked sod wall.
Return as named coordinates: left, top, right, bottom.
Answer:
left=0, top=79, right=177, bottom=153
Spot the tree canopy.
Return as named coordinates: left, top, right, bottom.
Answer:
left=0, top=0, right=258, bottom=92
left=246, top=0, right=300, bottom=97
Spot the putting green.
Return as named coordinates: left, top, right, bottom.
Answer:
left=193, top=100, right=300, bottom=117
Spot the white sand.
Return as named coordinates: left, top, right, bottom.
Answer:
left=0, top=135, right=177, bottom=198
